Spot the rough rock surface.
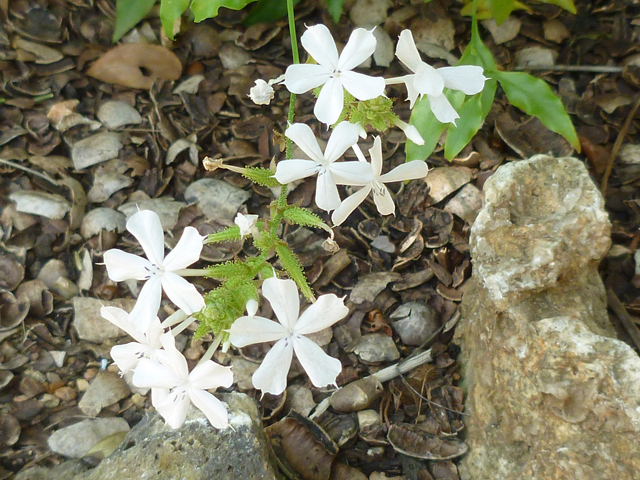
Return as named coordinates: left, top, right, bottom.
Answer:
left=73, top=392, right=278, bottom=480
left=457, top=155, right=640, bottom=480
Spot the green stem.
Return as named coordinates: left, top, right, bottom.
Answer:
left=285, top=0, right=299, bottom=163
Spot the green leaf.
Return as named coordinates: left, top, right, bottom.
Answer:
left=243, top=0, right=301, bottom=26
left=282, top=206, right=331, bottom=233
left=275, top=243, right=314, bottom=301
left=243, top=167, right=281, bottom=188
left=112, top=0, right=156, bottom=43
left=540, top=0, right=576, bottom=14
left=325, top=0, right=346, bottom=23
left=486, top=0, right=515, bottom=24
left=160, top=0, right=190, bottom=40
left=444, top=79, right=497, bottom=160
left=458, top=19, right=497, bottom=71
left=204, top=225, right=241, bottom=244
left=492, top=71, right=580, bottom=151
left=191, top=0, right=258, bottom=22
left=406, top=90, right=465, bottom=161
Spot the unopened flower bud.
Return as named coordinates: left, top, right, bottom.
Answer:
left=249, top=79, right=275, bottom=105
left=235, top=213, right=259, bottom=238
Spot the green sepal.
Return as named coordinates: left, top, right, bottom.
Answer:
left=492, top=71, right=580, bottom=151
left=347, top=96, right=397, bottom=132
left=444, top=78, right=497, bottom=160
left=204, top=225, right=241, bottom=244
left=282, top=205, right=331, bottom=233
left=190, top=0, right=258, bottom=22
left=112, top=0, right=156, bottom=43
left=159, top=0, right=190, bottom=40
left=243, top=167, right=282, bottom=188
left=275, top=243, right=314, bottom=301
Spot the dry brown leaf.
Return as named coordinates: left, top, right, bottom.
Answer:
left=87, top=44, right=182, bottom=89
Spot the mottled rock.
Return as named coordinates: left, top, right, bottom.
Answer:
left=350, top=333, right=399, bottom=363
left=71, top=132, right=122, bottom=169
left=80, top=208, right=126, bottom=238
left=72, top=297, right=135, bottom=343
left=390, top=302, right=439, bottom=346
left=74, top=393, right=278, bottom=480
left=97, top=101, right=142, bottom=129
left=47, top=417, right=130, bottom=458
left=9, top=190, right=71, bottom=220
left=457, top=156, right=640, bottom=480
left=118, top=197, right=186, bottom=230
left=184, top=178, right=251, bottom=224
left=79, top=371, right=130, bottom=416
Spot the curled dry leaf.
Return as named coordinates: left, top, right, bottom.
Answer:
left=0, top=292, right=29, bottom=331
left=87, top=44, right=182, bottom=90
left=0, top=414, right=21, bottom=447
left=387, top=423, right=468, bottom=461
left=265, top=412, right=338, bottom=480
left=0, top=252, right=25, bottom=290
left=15, top=280, right=53, bottom=318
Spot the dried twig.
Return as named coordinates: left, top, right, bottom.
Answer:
left=606, top=288, right=640, bottom=353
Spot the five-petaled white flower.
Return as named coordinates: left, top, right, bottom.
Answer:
left=133, top=332, right=233, bottom=429
left=332, top=136, right=429, bottom=225
left=274, top=122, right=374, bottom=212
left=101, top=306, right=164, bottom=372
left=235, top=213, right=259, bottom=239
left=103, top=210, right=206, bottom=322
left=394, top=29, right=487, bottom=124
left=284, top=24, right=386, bottom=125
left=228, top=277, right=348, bottom=396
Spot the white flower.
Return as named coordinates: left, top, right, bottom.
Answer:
left=103, top=210, right=206, bottom=322
left=101, top=306, right=163, bottom=372
left=133, top=332, right=233, bottom=429
left=393, top=118, right=424, bottom=145
left=284, top=24, right=386, bottom=125
left=274, top=122, right=374, bottom=212
left=395, top=30, right=487, bottom=124
left=331, top=136, right=429, bottom=225
left=249, top=79, right=275, bottom=105
left=234, top=213, right=259, bottom=238
left=228, top=277, right=348, bottom=396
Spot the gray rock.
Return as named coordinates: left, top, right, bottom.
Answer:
left=47, top=417, right=130, bottom=458
left=16, top=460, right=88, bottom=480
left=9, top=190, right=71, bottom=220
left=79, top=371, right=130, bottom=417
left=74, top=393, right=278, bottom=480
left=80, top=208, right=126, bottom=238
left=456, top=156, right=640, bottom=480
left=71, top=132, right=122, bottom=170
left=349, top=272, right=402, bottom=305
left=350, top=333, right=399, bottom=363
left=97, top=101, right=142, bottom=129
left=184, top=178, right=251, bottom=224
left=390, top=302, right=439, bottom=346
left=118, top=197, right=186, bottom=230
left=72, top=297, right=135, bottom=343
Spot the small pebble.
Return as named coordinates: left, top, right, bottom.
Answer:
left=54, top=386, right=77, bottom=402
left=351, top=334, right=399, bottom=363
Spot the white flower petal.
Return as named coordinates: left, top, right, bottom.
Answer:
left=379, top=161, right=429, bottom=183
left=369, top=136, right=383, bottom=176
left=340, top=71, right=386, bottom=101
left=428, top=93, right=460, bottom=124
left=101, top=306, right=139, bottom=340
left=294, top=294, right=349, bottom=335
left=372, top=185, right=396, bottom=215
left=235, top=214, right=259, bottom=238
left=395, top=121, right=424, bottom=145
left=292, top=335, right=342, bottom=388
left=129, top=276, right=163, bottom=328
left=301, top=24, right=339, bottom=70
left=330, top=161, right=375, bottom=186
left=337, top=27, right=377, bottom=71
left=246, top=298, right=259, bottom=317
left=285, top=123, right=325, bottom=163
left=274, top=160, right=321, bottom=184
left=438, top=66, right=487, bottom=95
left=283, top=64, right=331, bottom=94
left=132, top=358, right=181, bottom=389
left=161, top=272, right=205, bottom=315
left=396, top=30, right=423, bottom=73
left=252, top=337, right=294, bottom=395
left=103, top=249, right=153, bottom=282
left=111, top=342, right=147, bottom=372
left=154, top=386, right=191, bottom=429
left=331, top=185, right=372, bottom=226
left=125, top=210, right=165, bottom=267
left=414, top=62, right=445, bottom=97
left=315, top=168, right=342, bottom=211
left=314, top=77, right=344, bottom=126
left=189, top=388, right=229, bottom=429
left=261, top=277, right=299, bottom=331
left=249, top=79, right=275, bottom=105
left=157, top=331, right=189, bottom=379
left=404, top=76, right=421, bottom=109
left=228, top=315, right=287, bottom=347
left=163, top=227, right=204, bottom=271
left=324, top=122, right=361, bottom=164
left=188, top=361, right=233, bottom=390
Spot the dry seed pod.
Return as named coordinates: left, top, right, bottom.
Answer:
left=319, top=413, right=358, bottom=447
left=387, top=423, right=468, bottom=461
left=329, top=376, right=383, bottom=413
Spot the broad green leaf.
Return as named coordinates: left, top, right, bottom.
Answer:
left=492, top=71, right=580, bottom=151
left=460, top=0, right=529, bottom=20
left=325, top=0, right=347, bottom=23
left=540, top=0, right=576, bottom=14
left=243, top=167, right=281, bottom=188
left=275, top=243, right=313, bottom=301
left=486, top=0, right=515, bottom=24
left=160, top=0, right=190, bottom=40
left=406, top=90, right=465, bottom=161
left=282, top=206, right=331, bottom=233
left=85, top=431, right=128, bottom=459
left=444, top=79, right=497, bottom=160
left=205, top=225, right=241, bottom=244
left=243, top=0, right=301, bottom=26
left=457, top=15, right=496, bottom=71
left=112, top=0, right=156, bottom=43
left=191, top=0, right=258, bottom=22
